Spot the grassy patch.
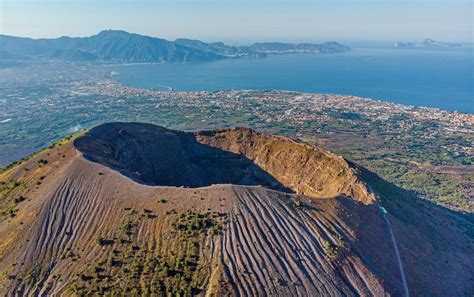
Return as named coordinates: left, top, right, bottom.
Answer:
left=0, top=179, right=25, bottom=222
left=322, top=237, right=346, bottom=261
left=171, top=210, right=226, bottom=237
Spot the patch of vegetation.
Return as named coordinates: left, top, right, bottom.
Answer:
left=96, top=237, right=114, bottom=246
left=288, top=199, right=303, bottom=209
left=16, top=263, right=48, bottom=291
left=68, top=209, right=227, bottom=295
left=323, top=241, right=339, bottom=259
left=120, top=220, right=135, bottom=235
left=140, top=209, right=156, bottom=219
left=58, top=248, right=81, bottom=264
left=37, top=159, right=48, bottom=165
left=322, top=238, right=346, bottom=261
left=171, top=210, right=226, bottom=237
left=0, top=179, right=25, bottom=221
left=0, top=131, right=86, bottom=175
left=13, top=195, right=26, bottom=204
left=7, top=207, right=18, bottom=218
left=354, top=158, right=473, bottom=212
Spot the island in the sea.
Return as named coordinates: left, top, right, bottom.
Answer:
left=393, top=38, right=462, bottom=49
left=0, top=29, right=350, bottom=63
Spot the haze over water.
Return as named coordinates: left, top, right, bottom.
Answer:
left=114, top=47, right=474, bottom=113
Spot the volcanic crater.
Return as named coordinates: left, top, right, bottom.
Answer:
left=74, top=122, right=373, bottom=202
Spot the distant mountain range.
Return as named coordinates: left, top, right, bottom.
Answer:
left=0, top=30, right=350, bottom=63
left=393, top=38, right=462, bottom=49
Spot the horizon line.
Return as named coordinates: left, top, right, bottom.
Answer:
left=1, top=29, right=472, bottom=45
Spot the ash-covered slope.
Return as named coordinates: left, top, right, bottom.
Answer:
left=0, top=122, right=472, bottom=296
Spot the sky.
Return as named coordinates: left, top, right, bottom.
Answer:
left=0, top=0, right=472, bottom=44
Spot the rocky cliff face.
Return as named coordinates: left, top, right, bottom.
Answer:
left=194, top=127, right=375, bottom=203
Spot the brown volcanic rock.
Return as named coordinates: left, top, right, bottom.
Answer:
left=0, top=122, right=472, bottom=296
left=194, top=127, right=375, bottom=203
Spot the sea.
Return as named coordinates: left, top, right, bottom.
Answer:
left=113, top=47, right=474, bottom=113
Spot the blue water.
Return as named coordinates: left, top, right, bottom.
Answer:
left=114, top=48, right=474, bottom=113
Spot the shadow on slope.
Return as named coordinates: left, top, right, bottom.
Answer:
left=354, top=164, right=474, bottom=296
left=73, top=122, right=292, bottom=192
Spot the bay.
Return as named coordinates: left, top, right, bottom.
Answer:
left=114, top=47, right=474, bottom=113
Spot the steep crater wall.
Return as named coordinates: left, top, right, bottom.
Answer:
left=195, top=128, right=375, bottom=203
